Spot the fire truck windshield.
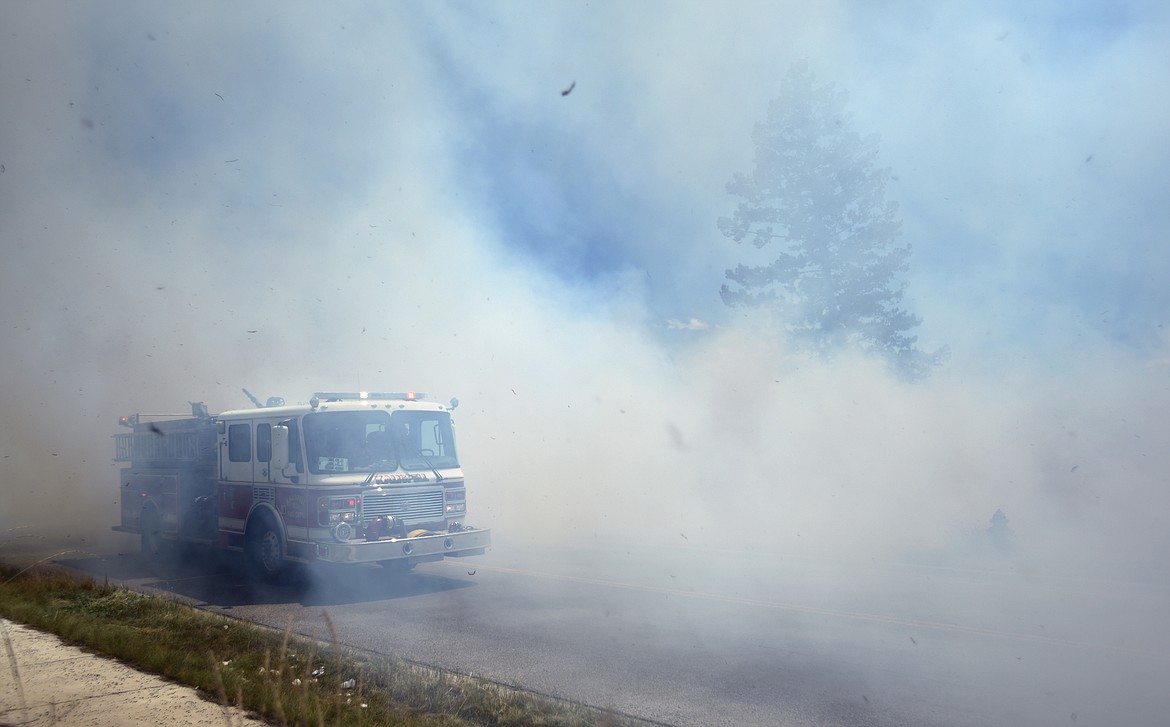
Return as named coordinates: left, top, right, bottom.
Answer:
left=302, top=410, right=458, bottom=475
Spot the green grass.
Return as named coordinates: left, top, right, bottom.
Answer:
left=0, top=564, right=639, bottom=727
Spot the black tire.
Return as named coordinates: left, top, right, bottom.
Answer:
left=247, top=515, right=285, bottom=581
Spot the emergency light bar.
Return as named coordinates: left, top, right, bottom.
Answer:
left=312, top=391, right=425, bottom=402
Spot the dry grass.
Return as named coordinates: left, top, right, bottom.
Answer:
left=0, top=564, right=642, bottom=727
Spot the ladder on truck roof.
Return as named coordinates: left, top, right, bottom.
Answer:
left=113, top=420, right=216, bottom=465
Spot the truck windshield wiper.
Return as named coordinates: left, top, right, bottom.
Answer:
left=413, top=451, right=444, bottom=482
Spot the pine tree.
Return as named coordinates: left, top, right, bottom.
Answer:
left=719, top=62, right=940, bottom=377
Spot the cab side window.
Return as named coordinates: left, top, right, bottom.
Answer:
left=286, top=419, right=304, bottom=473
left=256, top=423, right=272, bottom=462
left=228, top=423, right=251, bottom=462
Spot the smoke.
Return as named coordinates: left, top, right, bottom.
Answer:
left=461, top=316, right=1170, bottom=581
left=2, top=3, right=1169, bottom=723
left=1, top=0, right=1167, bottom=585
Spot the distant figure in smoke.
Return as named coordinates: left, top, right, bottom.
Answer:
left=986, top=508, right=1014, bottom=554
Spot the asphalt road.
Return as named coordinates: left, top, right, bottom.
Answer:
left=10, top=534, right=1170, bottom=726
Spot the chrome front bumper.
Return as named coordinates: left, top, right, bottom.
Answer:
left=312, top=526, right=490, bottom=564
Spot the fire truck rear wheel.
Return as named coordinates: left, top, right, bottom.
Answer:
left=247, top=516, right=285, bottom=580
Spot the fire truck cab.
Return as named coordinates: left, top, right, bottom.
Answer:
left=113, top=391, right=489, bottom=579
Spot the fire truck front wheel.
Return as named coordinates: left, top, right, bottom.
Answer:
left=246, top=515, right=285, bottom=580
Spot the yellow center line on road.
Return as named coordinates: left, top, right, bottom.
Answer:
left=460, top=562, right=1168, bottom=662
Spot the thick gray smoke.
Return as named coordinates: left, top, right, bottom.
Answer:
left=2, top=3, right=1169, bottom=723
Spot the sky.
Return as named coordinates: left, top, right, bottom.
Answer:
left=2, top=1, right=1169, bottom=583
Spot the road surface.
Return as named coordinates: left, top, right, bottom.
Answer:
left=7, top=534, right=1170, bottom=726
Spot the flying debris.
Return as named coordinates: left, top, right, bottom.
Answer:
left=561, top=81, right=576, bottom=96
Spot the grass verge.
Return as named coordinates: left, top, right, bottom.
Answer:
left=0, top=564, right=638, bottom=727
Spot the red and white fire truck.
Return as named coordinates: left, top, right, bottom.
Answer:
left=113, top=391, right=489, bottom=578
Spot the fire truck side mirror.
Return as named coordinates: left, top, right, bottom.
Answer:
left=271, top=425, right=290, bottom=471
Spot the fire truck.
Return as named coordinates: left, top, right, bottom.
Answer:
left=112, top=391, right=489, bottom=578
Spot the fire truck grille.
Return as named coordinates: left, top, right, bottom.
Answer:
left=361, top=490, right=445, bottom=524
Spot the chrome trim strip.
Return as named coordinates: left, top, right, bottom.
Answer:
left=314, top=527, right=491, bottom=564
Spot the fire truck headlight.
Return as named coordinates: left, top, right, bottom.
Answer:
left=444, top=502, right=466, bottom=515
left=332, top=521, right=354, bottom=542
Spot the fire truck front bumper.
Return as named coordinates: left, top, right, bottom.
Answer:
left=313, top=526, right=490, bottom=565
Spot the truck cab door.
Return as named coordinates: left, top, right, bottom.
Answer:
left=221, top=421, right=255, bottom=483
